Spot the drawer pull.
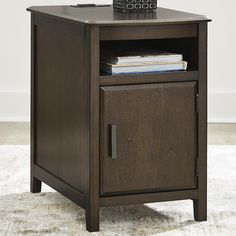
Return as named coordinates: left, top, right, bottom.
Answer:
left=110, top=125, right=117, bottom=159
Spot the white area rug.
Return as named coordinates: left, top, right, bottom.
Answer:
left=0, top=145, right=235, bottom=236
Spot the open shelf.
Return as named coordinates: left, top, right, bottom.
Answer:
left=100, top=70, right=198, bottom=86
left=100, top=37, right=199, bottom=81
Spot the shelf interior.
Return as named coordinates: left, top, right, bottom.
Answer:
left=100, top=37, right=198, bottom=76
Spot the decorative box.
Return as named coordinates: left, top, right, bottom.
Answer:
left=113, top=0, right=157, bottom=12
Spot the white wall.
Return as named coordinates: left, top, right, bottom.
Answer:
left=0, top=0, right=235, bottom=122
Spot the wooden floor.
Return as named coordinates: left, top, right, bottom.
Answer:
left=208, top=124, right=236, bottom=145
left=0, top=123, right=236, bottom=145
left=0, top=123, right=30, bottom=145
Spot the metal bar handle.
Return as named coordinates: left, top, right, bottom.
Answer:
left=110, top=125, right=117, bottom=159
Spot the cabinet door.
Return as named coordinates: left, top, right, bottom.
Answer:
left=100, top=82, right=197, bottom=196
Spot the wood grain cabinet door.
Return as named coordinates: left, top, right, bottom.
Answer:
left=100, top=82, right=197, bottom=196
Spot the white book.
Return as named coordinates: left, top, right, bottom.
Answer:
left=103, top=51, right=183, bottom=65
left=102, top=61, right=188, bottom=75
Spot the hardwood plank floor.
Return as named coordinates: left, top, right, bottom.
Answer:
left=0, top=123, right=30, bottom=145
left=208, top=124, right=236, bottom=145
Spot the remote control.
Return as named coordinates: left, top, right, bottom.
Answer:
left=71, top=4, right=111, bottom=8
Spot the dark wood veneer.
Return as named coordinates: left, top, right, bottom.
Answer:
left=100, top=24, right=197, bottom=40
left=100, top=82, right=197, bottom=196
left=100, top=71, right=198, bottom=86
left=28, top=6, right=210, bottom=232
left=100, top=189, right=199, bottom=207
left=34, top=17, right=88, bottom=193
left=27, top=6, right=210, bottom=25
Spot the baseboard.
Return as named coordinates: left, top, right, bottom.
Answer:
left=0, top=91, right=30, bottom=122
left=208, top=91, right=236, bottom=123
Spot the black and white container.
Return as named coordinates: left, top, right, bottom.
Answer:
left=113, top=0, right=157, bottom=12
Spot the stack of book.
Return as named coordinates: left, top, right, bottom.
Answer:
left=101, top=50, right=187, bottom=75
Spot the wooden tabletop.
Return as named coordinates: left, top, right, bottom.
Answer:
left=27, top=5, right=210, bottom=25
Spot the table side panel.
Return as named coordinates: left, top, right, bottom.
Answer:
left=33, top=15, right=89, bottom=194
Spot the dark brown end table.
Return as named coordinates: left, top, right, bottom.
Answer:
left=27, top=5, right=211, bottom=232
